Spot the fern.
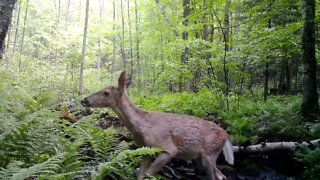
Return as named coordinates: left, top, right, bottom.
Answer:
left=0, top=152, right=66, bottom=180
left=92, top=147, right=163, bottom=180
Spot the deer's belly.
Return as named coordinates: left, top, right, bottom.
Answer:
left=176, top=150, right=200, bottom=160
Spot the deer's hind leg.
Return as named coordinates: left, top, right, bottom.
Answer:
left=201, top=154, right=216, bottom=180
left=137, top=157, right=151, bottom=180
left=200, top=153, right=227, bottom=180
left=145, top=152, right=176, bottom=176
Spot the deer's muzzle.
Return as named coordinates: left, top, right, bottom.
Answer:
left=81, top=98, right=90, bottom=107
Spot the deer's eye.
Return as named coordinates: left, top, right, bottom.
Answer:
left=104, top=91, right=110, bottom=96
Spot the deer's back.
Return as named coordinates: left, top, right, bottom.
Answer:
left=142, top=112, right=227, bottom=159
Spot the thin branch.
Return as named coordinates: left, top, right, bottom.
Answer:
left=155, top=0, right=179, bottom=37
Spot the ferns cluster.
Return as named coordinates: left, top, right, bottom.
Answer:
left=0, top=84, right=160, bottom=180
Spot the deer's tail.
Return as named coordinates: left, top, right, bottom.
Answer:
left=223, top=138, right=234, bottom=165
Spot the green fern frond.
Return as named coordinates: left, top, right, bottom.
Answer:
left=0, top=153, right=66, bottom=180
left=92, top=147, right=163, bottom=180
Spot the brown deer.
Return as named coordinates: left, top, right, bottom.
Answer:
left=81, top=71, right=234, bottom=180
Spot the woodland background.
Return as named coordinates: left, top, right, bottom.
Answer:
left=0, top=0, right=320, bottom=179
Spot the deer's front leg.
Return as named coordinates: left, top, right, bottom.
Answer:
left=137, top=158, right=151, bottom=180
left=145, top=152, right=176, bottom=176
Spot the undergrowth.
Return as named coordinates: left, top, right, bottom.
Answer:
left=134, top=89, right=313, bottom=144
left=0, top=83, right=161, bottom=180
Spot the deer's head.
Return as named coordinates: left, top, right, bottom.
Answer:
left=81, top=71, right=132, bottom=108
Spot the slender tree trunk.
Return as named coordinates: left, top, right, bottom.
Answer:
left=111, top=0, right=116, bottom=79
left=264, top=62, right=269, bottom=101
left=120, top=0, right=126, bottom=69
left=0, top=0, right=17, bottom=59
left=65, top=0, right=71, bottom=31
left=18, top=0, right=29, bottom=68
left=4, top=20, right=12, bottom=67
left=134, top=0, right=141, bottom=94
left=97, top=0, right=103, bottom=69
left=78, top=0, right=82, bottom=23
left=78, top=0, right=89, bottom=95
left=127, top=0, right=134, bottom=75
left=55, top=0, right=61, bottom=62
left=301, top=0, right=318, bottom=117
left=11, top=1, right=21, bottom=60
left=223, top=0, right=231, bottom=110
left=180, top=0, right=191, bottom=92
left=264, top=19, right=272, bottom=101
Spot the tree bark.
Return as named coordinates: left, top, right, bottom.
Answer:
left=0, top=0, right=17, bottom=59
left=301, top=0, right=318, bottom=117
left=78, top=0, right=89, bottom=95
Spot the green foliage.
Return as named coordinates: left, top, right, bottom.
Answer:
left=0, top=82, right=159, bottom=179
left=135, top=88, right=224, bottom=117
left=92, top=147, right=163, bottom=180
left=223, top=95, right=307, bottom=143
left=295, top=148, right=320, bottom=180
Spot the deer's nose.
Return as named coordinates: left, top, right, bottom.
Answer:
left=81, top=98, right=89, bottom=107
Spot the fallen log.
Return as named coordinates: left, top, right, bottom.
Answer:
left=233, top=139, right=320, bottom=153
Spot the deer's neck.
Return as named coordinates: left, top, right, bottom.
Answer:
left=112, top=95, right=146, bottom=136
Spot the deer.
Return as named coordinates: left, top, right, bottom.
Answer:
left=81, top=71, right=234, bottom=180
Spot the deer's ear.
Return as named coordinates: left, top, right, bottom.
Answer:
left=125, top=75, right=132, bottom=89
left=118, top=71, right=126, bottom=92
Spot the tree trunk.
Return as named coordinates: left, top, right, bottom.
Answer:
left=264, top=19, right=272, bottom=101
left=179, top=0, right=191, bottom=93
left=4, top=19, right=12, bottom=67
left=301, top=0, right=318, bottom=117
left=120, top=0, right=126, bottom=69
left=54, top=0, right=61, bottom=62
left=78, top=0, right=82, bottom=23
left=65, top=0, right=71, bottom=31
left=97, top=0, right=103, bottom=69
left=127, top=0, right=134, bottom=75
left=11, top=1, right=21, bottom=60
left=111, top=0, right=116, bottom=79
left=223, top=0, right=231, bottom=110
left=264, top=62, right=269, bottom=101
left=134, top=0, right=141, bottom=94
left=0, top=0, right=17, bottom=59
left=78, top=0, right=89, bottom=95
left=18, top=0, right=29, bottom=68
